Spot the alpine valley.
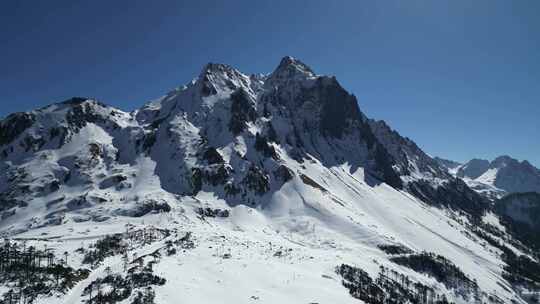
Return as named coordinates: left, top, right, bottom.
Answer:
left=0, top=57, right=539, bottom=304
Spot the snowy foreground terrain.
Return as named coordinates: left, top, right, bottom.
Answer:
left=0, top=57, right=539, bottom=303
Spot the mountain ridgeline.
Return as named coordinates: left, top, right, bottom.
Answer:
left=458, top=156, right=540, bottom=194
left=0, top=57, right=490, bottom=222
left=0, top=56, right=539, bottom=304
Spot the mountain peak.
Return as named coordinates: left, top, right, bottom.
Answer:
left=199, top=62, right=235, bottom=77
left=278, top=55, right=306, bottom=67
left=457, top=158, right=490, bottom=179
left=60, top=97, right=91, bottom=105
left=276, top=56, right=314, bottom=74
left=490, top=155, right=517, bottom=169
left=456, top=155, right=540, bottom=196
left=268, top=56, right=315, bottom=84
left=197, top=62, right=249, bottom=96
left=36, top=97, right=110, bottom=115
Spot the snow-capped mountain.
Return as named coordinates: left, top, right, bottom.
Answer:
left=457, top=159, right=491, bottom=180
left=447, top=156, right=540, bottom=199
left=0, top=57, right=539, bottom=304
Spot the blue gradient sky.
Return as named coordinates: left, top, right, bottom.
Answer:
left=1, top=1, right=539, bottom=166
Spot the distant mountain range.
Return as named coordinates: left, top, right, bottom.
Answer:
left=435, top=155, right=540, bottom=199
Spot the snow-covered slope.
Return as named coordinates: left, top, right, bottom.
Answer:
left=368, top=120, right=488, bottom=219
left=0, top=57, right=538, bottom=304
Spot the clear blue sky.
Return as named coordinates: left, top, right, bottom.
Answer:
left=1, top=1, right=539, bottom=166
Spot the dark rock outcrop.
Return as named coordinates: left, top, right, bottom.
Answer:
left=0, top=112, right=35, bottom=146
left=408, top=178, right=488, bottom=220
left=229, top=89, right=257, bottom=135
left=241, top=165, right=270, bottom=195
left=203, top=147, right=224, bottom=164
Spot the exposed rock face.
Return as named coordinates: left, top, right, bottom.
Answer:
left=229, top=89, right=257, bottom=135
left=196, top=207, right=229, bottom=218
left=457, top=159, right=490, bottom=179
left=408, top=178, right=488, bottom=220
left=369, top=119, right=449, bottom=179
left=241, top=165, right=270, bottom=195
left=0, top=112, right=35, bottom=147
left=495, top=192, right=540, bottom=250
left=202, top=147, right=224, bottom=165
left=115, top=199, right=171, bottom=217
left=434, top=157, right=462, bottom=170
left=273, top=165, right=294, bottom=183
left=490, top=156, right=540, bottom=194
left=254, top=133, right=278, bottom=159
left=315, top=77, right=362, bottom=139
left=496, top=192, right=540, bottom=229
left=264, top=59, right=403, bottom=189
left=99, top=175, right=129, bottom=190
left=266, top=56, right=315, bottom=85
left=66, top=101, right=105, bottom=131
